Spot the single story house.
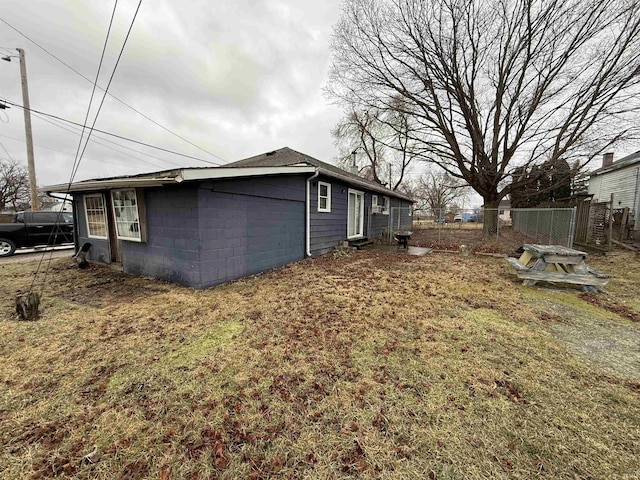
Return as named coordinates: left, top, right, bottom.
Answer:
left=42, top=147, right=413, bottom=289
left=588, top=151, right=640, bottom=230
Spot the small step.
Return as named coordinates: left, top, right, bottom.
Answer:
left=348, top=238, right=374, bottom=249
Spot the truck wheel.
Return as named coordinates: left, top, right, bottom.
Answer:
left=0, top=239, right=16, bottom=257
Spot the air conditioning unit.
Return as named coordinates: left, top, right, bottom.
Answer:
left=371, top=205, right=382, bottom=214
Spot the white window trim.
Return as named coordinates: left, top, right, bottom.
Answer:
left=111, top=188, right=147, bottom=242
left=318, top=181, right=332, bottom=213
left=382, top=196, right=390, bottom=215
left=83, top=193, right=108, bottom=240
left=371, top=194, right=380, bottom=214
left=347, top=188, right=365, bottom=239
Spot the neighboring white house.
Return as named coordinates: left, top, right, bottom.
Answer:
left=588, top=151, right=640, bottom=231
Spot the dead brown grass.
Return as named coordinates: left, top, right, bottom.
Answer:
left=1, top=251, right=639, bottom=479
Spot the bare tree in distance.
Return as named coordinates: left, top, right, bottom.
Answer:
left=405, top=169, right=468, bottom=218
left=332, top=107, right=422, bottom=190
left=0, top=159, right=30, bottom=211
left=328, top=0, right=640, bottom=235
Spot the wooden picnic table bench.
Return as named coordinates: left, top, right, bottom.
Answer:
left=505, top=244, right=611, bottom=293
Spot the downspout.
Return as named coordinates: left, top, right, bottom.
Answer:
left=306, top=168, right=320, bottom=256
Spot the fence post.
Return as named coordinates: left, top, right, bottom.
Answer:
left=568, top=207, right=576, bottom=248
left=608, top=193, right=614, bottom=251
left=549, top=209, right=554, bottom=245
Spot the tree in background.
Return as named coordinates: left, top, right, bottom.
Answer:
left=404, top=169, right=468, bottom=218
left=332, top=107, right=422, bottom=191
left=0, top=159, right=30, bottom=211
left=510, top=158, right=575, bottom=208
left=328, top=0, right=640, bottom=235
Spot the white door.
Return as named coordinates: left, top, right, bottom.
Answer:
left=347, top=189, right=364, bottom=238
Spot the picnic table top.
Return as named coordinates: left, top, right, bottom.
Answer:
left=523, top=244, right=587, bottom=257
left=394, top=231, right=413, bottom=237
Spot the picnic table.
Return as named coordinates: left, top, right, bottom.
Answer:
left=505, top=244, right=610, bottom=293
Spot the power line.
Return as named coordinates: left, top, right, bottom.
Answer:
left=0, top=16, right=227, bottom=164
left=69, top=0, right=119, bottom=184
left=28, top=113, right=186, bottom=170
left=0, top=141, right=16, bottom=162
left=0, top=98, right=222, bottom=165
left=33, top=0, right=143, bottom=295
left=0, top=132, right=179, bottom=170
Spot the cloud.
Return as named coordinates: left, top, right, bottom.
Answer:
left=1, top=0, right=344, bottom=185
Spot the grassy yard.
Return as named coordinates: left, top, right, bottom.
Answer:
left=1, top=250, right=639, bottom=479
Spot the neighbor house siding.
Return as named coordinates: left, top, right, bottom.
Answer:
left=589, top=164, right=640, bottom=230
left=197, top=175, right=306, bottom=288
left=121, top=186, right=201, bottom=286
left=74, top=195, right=111, bottom=264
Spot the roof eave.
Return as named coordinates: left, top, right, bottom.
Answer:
left=39, top=176, right=181, bottom=194
left=317, top=167, right=414, bottom=202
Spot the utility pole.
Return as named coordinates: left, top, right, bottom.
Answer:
left=17, top=48, right=38, bottom=210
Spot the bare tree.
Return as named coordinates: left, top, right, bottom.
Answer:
left=328, top=0, right=640, bottom=235
left=332, top=107, right=422, bottom=190
left=0, top=159, right=30, bottom=211
left=406, top=169, right=468, bottom=217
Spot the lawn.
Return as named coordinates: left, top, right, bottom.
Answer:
left=1, top=250, right=639, bottom=479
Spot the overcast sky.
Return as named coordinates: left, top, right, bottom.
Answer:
left=0, top=0, right=349, bottom=187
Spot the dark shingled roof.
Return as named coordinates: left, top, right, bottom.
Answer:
left=227, top=147, right=413, bottom=201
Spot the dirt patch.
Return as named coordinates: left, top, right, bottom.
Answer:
left=579, top=293, right=640, bottom=322
left=57, top=265, right=170, bottom=307
left=409, top=225, right=537, bottom=255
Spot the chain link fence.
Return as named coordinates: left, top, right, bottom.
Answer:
left=406, top=207, right=576, bottom=253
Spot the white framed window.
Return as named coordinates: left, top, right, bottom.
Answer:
left=318, top=181, right=331, bottom=212
left=381, top=197, right=391, bottom=215
left=371, top=195, right=382, bottom=214
left=84, top=194, right=108, bottom=239
left=111, top=189, right=146, bottom=242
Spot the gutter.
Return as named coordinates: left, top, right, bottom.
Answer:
left=306, top=168, right=320, bottom=256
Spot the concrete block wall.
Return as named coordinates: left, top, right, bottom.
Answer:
left=198, top=176, right=306, bottom=288
left=122, top=186, right=202, bottom=286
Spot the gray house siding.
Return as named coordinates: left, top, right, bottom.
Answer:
left=309, top=176, right=349, bottom=255
left=72, top=172, right=411, bottom=289
left=309, top=176, right=413, bottom=255
left=197, top=176, right=306, bottom=288
left=122, top=186, right=201, bottom=286
left=74, top=195, right=111, bottom=264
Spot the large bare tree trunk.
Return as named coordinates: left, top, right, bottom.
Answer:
left=482, top=198, right=500, bottom=238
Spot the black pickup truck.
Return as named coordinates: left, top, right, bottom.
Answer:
left=0, top=211, right=74, bottom=257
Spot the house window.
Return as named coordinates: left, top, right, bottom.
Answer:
left=372, top=195, right=390, bottom=214
left=111, top=189, right=145, bottom=241
left=318, top=181, right=331, bottom=212
left=382, top=196, right=390, bottom=215
left=84, top=194, right=108, bottom=239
